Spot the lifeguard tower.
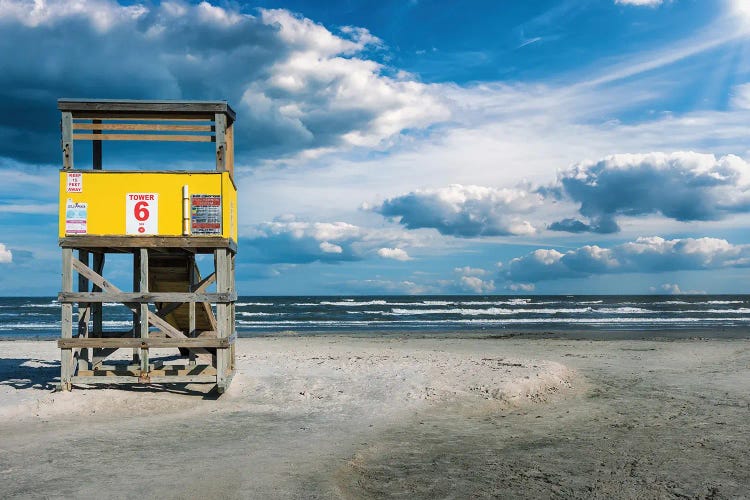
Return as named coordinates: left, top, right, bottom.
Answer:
left=56, top=99, right=237, bottom=393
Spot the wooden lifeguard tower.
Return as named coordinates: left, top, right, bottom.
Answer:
left=56, top=99, right=237, bottom=393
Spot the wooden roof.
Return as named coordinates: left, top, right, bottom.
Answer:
left=57, top=99, right=236, bottom=122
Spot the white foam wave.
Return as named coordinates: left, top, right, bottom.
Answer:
left=320, top=300, right=388, bottom=306
left=236, top=302, right=274, bottom=307
left=235, top=316, right=750, bottom=328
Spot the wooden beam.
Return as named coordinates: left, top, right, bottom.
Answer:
left=60, top=236, right=236, bottom=252
left=74, top=123, right=214, bottom=132
left=58, top=99, right=235, bottom=121
left=71, top=375, right=218, bottom=385
left=214, top=113, right=226, bottom=171
left=58, top=291, right=236, bottom=303
left=139, top=248, right=149, bottom=373
left=70, top=257, right=183, bottom=339
left=72, top=133, right=215, bottom=142
left=61, top=112, right=73, bottom=169
left=192, top=272, right=216, bottom=293
left=60, top=248, right=73, bottom=391
left=58, top=338, right=231, bottom=349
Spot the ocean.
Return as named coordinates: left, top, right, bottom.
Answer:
left=2, top=295, right=750, bottom=340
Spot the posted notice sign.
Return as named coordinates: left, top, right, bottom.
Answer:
left=126, top=193, right=158, bottom=235
left=65, top=199, right=87, bottom=234
left=66, top=172, right=82, bottom=193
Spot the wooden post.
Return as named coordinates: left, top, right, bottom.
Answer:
left=139, top=249, right=149, bottom=375
left=61, top=112, right=73, bottom=169
left=132, top=250, right=141, bottom=364
left=215, top=113, right=226, bottom=172
left=225, top=120, right=234, bottom=177
left=77, top=250, right=90, bottom=372
left=90, top=253, right=105, bottom=366
left=188, top=257, right=196, bottom=366
left=60, top=248, right=73, bottom=391
left=215, top=249, right=228, bottom=390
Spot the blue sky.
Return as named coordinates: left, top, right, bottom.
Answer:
left=2, top=0, right=750, bottom=295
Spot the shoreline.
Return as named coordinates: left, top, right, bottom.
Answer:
left=1, top=335, right=748, bottom=497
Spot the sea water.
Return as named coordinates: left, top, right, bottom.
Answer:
left=2, top=295, right=750, bottom=339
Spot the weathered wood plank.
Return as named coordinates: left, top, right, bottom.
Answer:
left=58, top=291, right=236, bottom=303
left=58, top=99, right=235, bottom=121
left=73, top=123, right=214, bottom=132
left=71, top=375, right=218, bottom=384
left=214, top=113, right=227, bottom=171
left=60, top=236, right=236, bottom=252
left=70, top=257, right=184, bottom=339
left=58, top=338, right=231, bottom=348
left=61, top=112, right=73, bottom=169
left=72, top=133, right=214, bottom=142
left=139, top=248, right=149, bottom=373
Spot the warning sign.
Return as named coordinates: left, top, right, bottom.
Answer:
left=126, top=193, right=158, bottom=235
left=66, top=172, right=82, bottom=193
left=65, top=199, right=87, bottom=234
left=191, top=195, right=221, bottom=235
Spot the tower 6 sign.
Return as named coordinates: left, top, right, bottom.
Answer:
left=126, top=193, right=158, bottom=235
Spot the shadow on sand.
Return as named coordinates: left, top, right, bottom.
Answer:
left=0, top=357, right=220, bottom=399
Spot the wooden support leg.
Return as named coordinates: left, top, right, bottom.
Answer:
left=60, top=248, right=73, bottom=391
left=215, top=249, right=227, bottom=392
left=139, top=249, right=149, bottom=376
left=77, top=250, right=90, bottom=373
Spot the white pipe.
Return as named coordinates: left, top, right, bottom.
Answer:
left=182, top=185, right=190, bottom=235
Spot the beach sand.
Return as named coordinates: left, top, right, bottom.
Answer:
left=0, top=335, right=748, bottom=498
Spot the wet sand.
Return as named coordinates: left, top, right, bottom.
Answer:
left=0, top=335, right=748, bottom=498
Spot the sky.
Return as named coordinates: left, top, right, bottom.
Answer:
left=2, top=0, right=750, bottom=296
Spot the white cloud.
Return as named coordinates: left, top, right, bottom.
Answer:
left=374, top=184, right=540, bottom=237
left=0, top=1, right=449, bottom=164
left=615, top=0, right=663, bottom=7
left=377, top=247, right=411, bottom=261
left=244, top=217, right=421, bottom=265
left=731, top=83, right=750, bottom=110
left=546, top=152, right=750, bottom=233
left=504, top=236, right=750, bottom=283
left=319, top=241, right=343, bottom=254
left=0, top=243, right=12, bottom=264
left=458, top=275, right=495, bottom=294
left=453, top=266, right=487, bottom=277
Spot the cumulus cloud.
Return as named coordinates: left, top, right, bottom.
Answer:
left=0, top=1, right=448, bottom=164
left=373, top=184, right=540, bottom=237
left=452, top=266, right=494, bottom=293
left=0, top=244, right=12, bottom=263
left=453, top=266, right=487, bottom=277
left=504, top=236, right=750, bottom=283
left=458, top=276, right=495, bottom=294
left=546, top=152, right=750, bottom=233
left=243, top=218, right=362, bottom=264
left=377, top=247, right=411, bottom=261
left=615, top=0, right=663, bottom=6
left=243, top=216, right=419, bottom=264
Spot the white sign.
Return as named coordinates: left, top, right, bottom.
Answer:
left=66, top=172, right=82, bottom=193
left=65, top=199, right=87, bottom=234
left=126, top=193, right=158, bottom=235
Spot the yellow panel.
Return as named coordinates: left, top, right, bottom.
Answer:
left=221, top=171, right=238, bottom=241
left=59, top=171, right=237, bottom=240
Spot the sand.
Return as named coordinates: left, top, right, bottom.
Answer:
left=0, top=335, right=748, bottom=498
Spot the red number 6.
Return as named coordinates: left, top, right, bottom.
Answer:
left=134, top=201, right=149, bottom=221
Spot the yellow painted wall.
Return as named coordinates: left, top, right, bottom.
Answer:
left=59, top=170, right=237, bottom=240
